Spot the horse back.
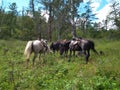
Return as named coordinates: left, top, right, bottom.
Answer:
left=32, top=40, right=46, bottom=53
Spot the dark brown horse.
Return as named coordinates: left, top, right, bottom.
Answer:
left=50, top=41, right=60, bottom=53
left=59, top=40, right=71, bottom=56
left=50, top=39, right=67, bottom=53
left=69, top=38, right=98, bottom=64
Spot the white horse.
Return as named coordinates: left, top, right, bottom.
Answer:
left=24, top=39, right=49, bottom=66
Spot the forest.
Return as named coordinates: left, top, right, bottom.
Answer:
left=0, top=0, right=120, bottom=40
left=0, top=0, right=120, bottom=90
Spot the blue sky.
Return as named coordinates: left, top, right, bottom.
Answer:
left=0, top=0, right=108, bottom=11
left=96, top=0, right=108, bottom=11
left=0, top=0, right=29, bottom=11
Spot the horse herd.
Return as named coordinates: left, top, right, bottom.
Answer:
left=24, top=37, right=99, bottom=66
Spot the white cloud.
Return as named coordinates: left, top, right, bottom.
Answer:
left=82, top=0, right=119, bottom=29
left=95, top=3, right=118, bottom=29
left=106, top=0, right=120, bottom=5
left=26, top=10, right=49, bottom=22
left=41, top=10, right=49, bottom=22
left=91, top=2, right=100, bottom=11
left=96, top=3, right=111, bottom=22
left=83, top=0, right=102, bottom=13
left=83, top=0, right=102, bottom=3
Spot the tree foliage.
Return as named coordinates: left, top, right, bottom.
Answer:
left=0, top=0, right=120, bottom=40
left=80, top=1, right=97, bottom=31
left=108, top=1, right=120, bottom=29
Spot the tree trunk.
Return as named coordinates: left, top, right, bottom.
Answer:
left=71, top=23, right=76, bottom=38
left=48, top=2, right=52, bottom=41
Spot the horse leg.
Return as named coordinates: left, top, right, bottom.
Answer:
left=39, top=53, right=41, bottom=60
left=86, top=50, right=90, bottom=64
left=64, top=50, right=66, bottom=57
left=32, top=53, right=38, bottom=66
left=26, top=59, right=30, bottom=68
left=69, top=49, right=72, bottom=57
left=65, top=50, right=68, bottom=57
left=68, top=49, right=72, bottom=62
left=38, top=53, right=43, bottom=64
left=83, top=50, right=90, bottom=64
left=73, top=50, right=75, bottom=56
left=26, top=53, right=31, bottom=68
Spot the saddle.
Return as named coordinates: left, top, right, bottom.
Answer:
left=71, top=40, right=78, bottom=45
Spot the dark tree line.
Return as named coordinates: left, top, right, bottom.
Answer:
left=0, top=0, right=120, bottom=40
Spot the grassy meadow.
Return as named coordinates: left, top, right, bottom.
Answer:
left=0, top=39, right=120, bottom=90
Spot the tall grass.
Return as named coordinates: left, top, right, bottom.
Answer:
left=0, top=39, right=120, bottom=90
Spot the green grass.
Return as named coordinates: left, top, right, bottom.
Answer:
left=0, top=39, right=120, bottom=90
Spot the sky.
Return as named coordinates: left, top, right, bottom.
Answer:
left=0, top=0, right=29, bottom=11
left=0, top=0, right=119, bottom=23
left=90, top=0, right=111, bottom=22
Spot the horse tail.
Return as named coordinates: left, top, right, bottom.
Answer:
left=24, top=41, right=33, bottom=59
left=89, top=40, right=99, bottom=55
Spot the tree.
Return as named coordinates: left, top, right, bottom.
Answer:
left=8, top=2, right=18, bottom=36
left=108, top=1, right=120, bottom=29
left=36, top=0, right=83, bottom=40
left=0, top=0, right=5, bottom=26
left=37, top=0, right=54, bottom=41
left=29, top=0, right=44, bottom=39
left=52, top=0, right=70, bottom=40
left=68, top=0, right=83, bottom=38
left=80, top=1, right=97, bottom=32
left=29, top=0, right=35, bottom=18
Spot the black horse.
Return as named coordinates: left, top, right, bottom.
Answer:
left=59, top=40, right=71, bottom=56
left=69, top=38, right=98, bottom=64
left=50, top=42, right=60, bottom=53
left=50, top=40, right=67, bottom=53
